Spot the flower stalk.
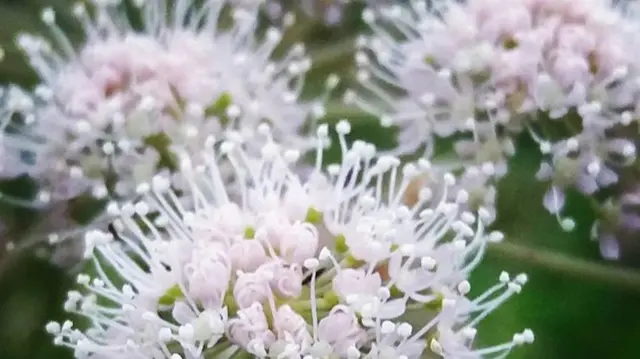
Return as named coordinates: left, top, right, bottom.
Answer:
left=487, top=241, right=640, bottom=293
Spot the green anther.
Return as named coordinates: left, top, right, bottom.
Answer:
left=305, top=207, right=323, bottom=224
left=335, top=234, right=348, bottom=253
left=423, top=293, right=445, bottom=311
left=389, top=285, right=404, bottom=298
left=503, top=37, right=519, bottom=49
left=244, top=226, right=256, bottom=239
left=323, top=291, right=340, bottom=307
left=205, top=92, right=232, bottom=117
left=424, top=56, right=435, bottom=65
left=158, top=284, right=184, bottom=306
left=390, top=243, right=399, bottom=252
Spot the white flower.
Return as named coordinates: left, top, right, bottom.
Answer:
left=171, top=303, right=227, bottom=349
left=48, top=124, right=531, bottom=358
left=49, top=230, right=228, bottom=359
left=1, top=0, right=336, bottom=206
left=333, top=268, right=382, bottom=297
left=428, top=282, right=534, bottom=358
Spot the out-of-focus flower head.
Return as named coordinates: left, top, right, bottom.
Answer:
left=46, top=123, right=532, bottom=358
left=351, top=0, right=640, bottom=229
left=0, top=0, right=336, bottom=208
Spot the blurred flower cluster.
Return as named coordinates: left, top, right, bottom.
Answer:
left=5, top=0, right=640, bottom=358
left=351, top=0, right=640, bottom=258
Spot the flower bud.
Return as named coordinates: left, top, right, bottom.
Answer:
left=229, top=239, right=268, bottom=272
left=226, top=303, right=275, bottom=350
left=233, top=269, right=272, bottom=309
left=270, top=264, right=303, bottom=298
left=318, top=305, right=366, bottom=356
left=278, top=222, right=319, bottom=265
left=273, top=305, right=312, bottom=347
left=184, top=246, right=231, bottom=306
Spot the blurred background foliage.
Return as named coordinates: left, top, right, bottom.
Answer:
left=1, top=1, right=640, bottom=359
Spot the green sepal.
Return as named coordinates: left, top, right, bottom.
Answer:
left=305, top=207, right=323, bottom=224
left=244, top=226, right=256, bottom=239
left=158, top=284, right=184, bottom=306
left=335, top=234, right=348, bottom=253
left=206, top=92, right=233, bottom=117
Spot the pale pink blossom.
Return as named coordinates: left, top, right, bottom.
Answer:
left=233, top=268, right=274, bottom=309
left=317, top=305, right=367, bottom=356
left=273, top=305, right=312, bottom=346
left=269, top=264, right=304, bottom=298
left=227, top=302, right=276, bottom=355
left=228, top=239, right=269, bottom=272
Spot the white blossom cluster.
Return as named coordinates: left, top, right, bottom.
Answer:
left=0, top=0, right=334, bottom=208
left=351, top=0, right=640, bottom=229
left=47, top=123, right=532, bottom=359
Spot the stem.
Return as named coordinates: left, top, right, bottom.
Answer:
left=0, top=202, right=102, bottom=276
left=203, top=341, right=234, bottom=359
left=309, top=36, right=356, bottom=70
left=487, top=241, right=640, bottom=293
left=323, top=102, right=376, bottom=121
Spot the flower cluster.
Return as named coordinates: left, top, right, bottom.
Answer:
left=351, top=0, right=640, bottom=229
left=0, top=1, right=541, bottom=357
left=0, top=0, right=334, bottom=208
left=46, top=124, right=532, bottom=358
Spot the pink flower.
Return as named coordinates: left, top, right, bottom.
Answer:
left=317, top=305, right=367, bottom=355
left=226, top=302, right=275, bottom=354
